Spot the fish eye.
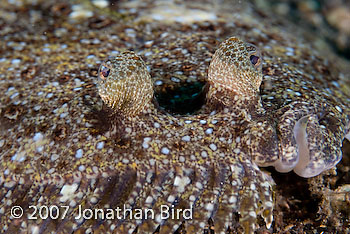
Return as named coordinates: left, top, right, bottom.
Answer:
left=250, top=55, right=260, bottom=66
left=99, top=65, right=110, bottom=80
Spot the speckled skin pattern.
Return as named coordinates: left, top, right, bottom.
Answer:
left=96, top=36, right=350, bottom=233
left=97, top=38, right=275, bottom=234
left=1, top=1, right=350, bottom=234
left=99, top=51, right=154, bottom=116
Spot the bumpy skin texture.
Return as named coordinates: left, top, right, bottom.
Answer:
left=0, top=32, right=349, bottom=234
left=94, top=36, right=349, bottom=232
left=274, top=101, right=347, bottom=177
left=96, top=38, right=274, bottom=233
left=98, top=51, right=154, bottom=117
left=206, top=37, right=350, bottom=178
left=207, top=37, right=262, bottom=100
left=2, top=0, right=350, bottom=233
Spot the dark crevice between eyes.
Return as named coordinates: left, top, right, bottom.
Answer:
left=154, top=81, right=206, bottom=115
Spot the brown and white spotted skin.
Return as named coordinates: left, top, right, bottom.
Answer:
left=1, top=36, right=349, bottom=234
left=95, top=38, right=276, bottom=234
left=94, top=36, right=348, bottom=233
left=207, top=37, right=262, bottom=102
left=98, top=51, right=154, bottom=117
left=97, top=37, right=350, bottom=232
left=205, top=37, right=350, bottom=178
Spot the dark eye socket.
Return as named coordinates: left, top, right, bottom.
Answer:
left=250, top=55, right=260, bottom=66
left=99, top=65, right=110, bottom=80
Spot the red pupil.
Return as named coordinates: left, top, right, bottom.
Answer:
left=101, top=66, right=110, bottom=77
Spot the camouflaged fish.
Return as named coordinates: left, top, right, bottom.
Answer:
left=0, top=35, right=349, bottom=234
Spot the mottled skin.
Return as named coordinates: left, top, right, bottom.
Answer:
left=2, top=1, right=350, bottom=233
left=0, top=37, right=276, bottom=234
left=205, top=37, right=350, bottom=178
left=96, top=38, right=275, bottom=233
left=0, top=29, right=349, bottom=234
left=98, top=51, right=153, bottom=117
left=95, top=36, right=349, bottom=233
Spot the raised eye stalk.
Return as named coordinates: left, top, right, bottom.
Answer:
left=98, top=51, right=154, bottom=117
left=207, top=37, right=263, bottom=106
